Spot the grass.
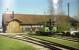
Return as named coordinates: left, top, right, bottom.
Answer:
left=0, top=36, right=37, bottom=50
left=29, top=35, right=79, bottom=49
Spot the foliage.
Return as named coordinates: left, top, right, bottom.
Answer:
left=57, top=22, right=71, bottom=32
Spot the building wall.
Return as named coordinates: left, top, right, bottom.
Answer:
left=22, top=25, right=43, bottom=32
left=6, top=21, right=22, bottom=33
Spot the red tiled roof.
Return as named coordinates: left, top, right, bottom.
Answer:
left=3, top=14, right=70, bottom=25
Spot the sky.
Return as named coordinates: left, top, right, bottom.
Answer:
left=0, top=0, right=78, bottom=27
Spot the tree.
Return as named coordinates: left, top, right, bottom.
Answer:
left=76, top=0, right=79, bottom=20
left=57, top=22, right=71, bottom=32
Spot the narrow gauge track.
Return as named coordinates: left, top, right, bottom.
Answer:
left=17, top=34, right=79, bottom=50
left=52, top=35, right=79, bottom=42
left=0, top=34, right=79, bottom=50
